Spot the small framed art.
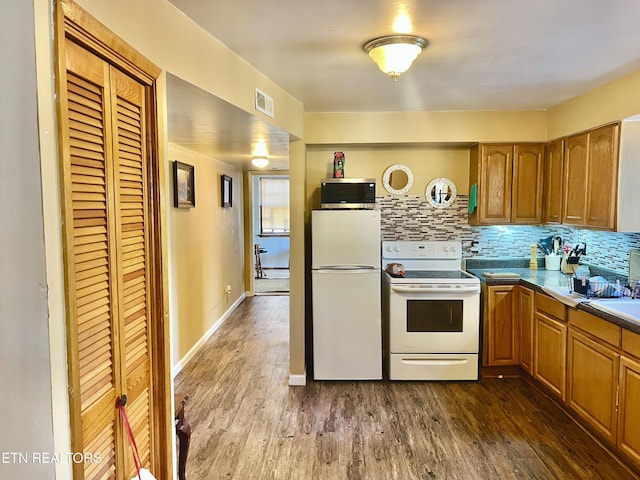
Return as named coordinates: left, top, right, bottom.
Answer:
left=221, top=174, right=232, bottom=207
left=173, top=161, right=195, bottom=208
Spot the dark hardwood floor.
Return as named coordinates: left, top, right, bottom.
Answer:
left=174, top=296, right=638, bottom=480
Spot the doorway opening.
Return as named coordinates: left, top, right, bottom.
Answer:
left=253, top=174, right=290, bottom=295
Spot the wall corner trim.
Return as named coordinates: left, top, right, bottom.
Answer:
left=288, top=373, right=307, bottom=386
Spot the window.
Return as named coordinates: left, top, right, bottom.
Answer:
left=260, top=176, right=289, bottom=235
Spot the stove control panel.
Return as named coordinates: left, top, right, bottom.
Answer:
left=382, top=241, right=462, bottom=260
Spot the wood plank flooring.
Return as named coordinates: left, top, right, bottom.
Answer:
left=174, top=296, right=638, bottom=479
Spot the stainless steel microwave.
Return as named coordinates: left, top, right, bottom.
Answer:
left=320, top=178, right=376, bottom=209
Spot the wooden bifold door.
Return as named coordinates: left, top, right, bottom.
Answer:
left=56, top=1, right=169, bottom=478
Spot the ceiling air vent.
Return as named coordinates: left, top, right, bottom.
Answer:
left=255, top=88, right=274, bottom=118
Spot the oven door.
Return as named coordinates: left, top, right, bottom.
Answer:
left=388, top=283, right=480, bottom=354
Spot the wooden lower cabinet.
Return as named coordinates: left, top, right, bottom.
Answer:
left=618, top=355, right=640, bottom=466
left=534, top=311, right=567, bottom=399
left=484, top=285, right=519, bottom=366
left=519, top=286, right=535, bottom=374
left=567, top=328, right=619, bottom=444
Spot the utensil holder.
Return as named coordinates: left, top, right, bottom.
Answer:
left=561, top=254, right=579, bottom=275
left=545, top=254, right=561, bottom=271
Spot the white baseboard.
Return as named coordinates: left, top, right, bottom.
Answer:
left=172, top=293, right=246, bottom=378
left=288, top=373, right=307, bottom=386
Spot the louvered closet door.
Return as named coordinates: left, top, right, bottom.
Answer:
left=61, top=38, right=154, bottom=480
left=110, top=67, right=153, bottom=479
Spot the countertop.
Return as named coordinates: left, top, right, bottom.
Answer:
left=466, top=265, right=640, bottom=335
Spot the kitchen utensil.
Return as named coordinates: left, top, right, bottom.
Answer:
left=570, top=244, right=581, bottom=257
left=539, top=236, right=554, bottom=255
left=553, top=236, right=562, bottom=255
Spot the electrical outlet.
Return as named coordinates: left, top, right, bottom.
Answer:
left=225, top=285, right=232, bottom=294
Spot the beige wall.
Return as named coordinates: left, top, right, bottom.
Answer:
left=306, top=145, right=470, bottom=210
left=288, top=140, right=307, bottom=380
left=168, top=144, right=245, bottom=366
left=548, top=69, right=640, bottom=139
left=305, top=110, right=548, bottom=144
left=75, top=0, right=304, bottom=139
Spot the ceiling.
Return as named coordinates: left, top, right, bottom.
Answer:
left=166, top=0, right=640, bottom=169
left=167, top=74, right=291, bottom=170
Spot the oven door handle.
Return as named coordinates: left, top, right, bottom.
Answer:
left=391, top=285, right=480, bottom=294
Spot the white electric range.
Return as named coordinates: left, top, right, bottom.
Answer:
left=381, top=240, right=481, bottom=380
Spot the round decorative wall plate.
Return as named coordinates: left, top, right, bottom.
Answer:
left=425, top=177, right=457, bottom=208
left=382, top=164, right=414, bottom=195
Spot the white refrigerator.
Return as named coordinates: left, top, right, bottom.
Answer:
left=311, top=209, right=382, bottom=380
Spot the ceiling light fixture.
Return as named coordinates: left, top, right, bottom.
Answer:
left=251, top=156, right=269, bottom=168
left=363, top=35, right=428, bottom=81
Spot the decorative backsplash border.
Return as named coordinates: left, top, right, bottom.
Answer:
left=377, top=195, right=640, bottom=275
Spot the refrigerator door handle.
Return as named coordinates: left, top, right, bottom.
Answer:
left=314, top=265, right=378, bottom=273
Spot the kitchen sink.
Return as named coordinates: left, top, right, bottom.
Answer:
left=589, top=298, right=640, bottom=324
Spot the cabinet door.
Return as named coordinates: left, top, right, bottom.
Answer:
left=567, top=329, right=619, bottom=444
left=618, top=355, right=640, bottom=467
left=485, top=285, right=519, bottom=366
left=519, top=286, right=535, bottom=374
left=534, top=311, right=567, bottom=399
left=512, top=144, right=544, bottom=224
left=478, top=145, right=513, bottom=224
left=563, top=133, right=588, bottom=225
left=586, top=124, right=619, bottom=230
left=543, top=139, right=564, bottom=223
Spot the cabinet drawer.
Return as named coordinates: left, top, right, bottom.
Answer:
left=535, top=292, right=566, bottom=320
left=622, top=329, right=640, bottom=359
left=568, top=308, right=621, bottom=348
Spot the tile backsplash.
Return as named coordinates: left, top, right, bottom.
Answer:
left=378, top=194, right=474, bottom=246
left=378, top=194, right=640, bottom=275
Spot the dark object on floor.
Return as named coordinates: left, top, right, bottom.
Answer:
left=175, top=393, right=191, bottom=480
left=254, top=244, right=267, bottom=278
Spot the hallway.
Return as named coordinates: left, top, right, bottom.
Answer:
left=174, top=296, right=637, bottom=480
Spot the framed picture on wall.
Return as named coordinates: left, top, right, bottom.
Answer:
left=173, top=160, right=195, bottom=208
left=221, top=174, right=232, bottom=207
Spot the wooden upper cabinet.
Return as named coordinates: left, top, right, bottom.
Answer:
left=512, top=144, right=544, bottom=223
left=478, top=144, right=513, bottom=224
left=469, top=143, right=543, bottom=225
left=543, top=139, right=564, bottom=223
left=562, top=124, right=619, bottom=230
left=563, top=133, right=589, bottom=225
left=586, top=124, right=619, bottom=229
